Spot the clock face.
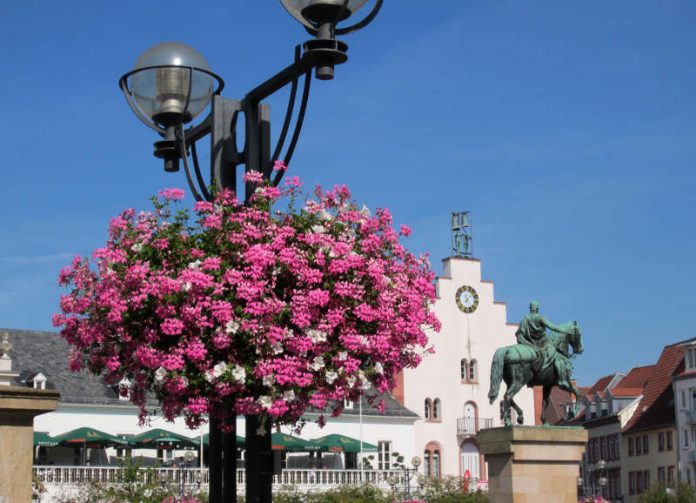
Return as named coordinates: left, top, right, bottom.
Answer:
left=456, top=285, right=479, bottom=314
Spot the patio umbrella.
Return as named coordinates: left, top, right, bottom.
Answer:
left=271, top=433, right=322, bottom=452
left=311, top=434, right=378, bottom=453
left=130, top=428, right=197, bottom=449
left=52, top=427, right=130, bottom=447
left=34, top=431, right=58, bottom=447
left=200, top=433, right=245, bottom=448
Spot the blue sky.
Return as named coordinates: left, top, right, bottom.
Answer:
left=1, top=1, right=695, bottom=386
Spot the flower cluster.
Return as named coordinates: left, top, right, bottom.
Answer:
left=54, top=170, right=439, bottom=428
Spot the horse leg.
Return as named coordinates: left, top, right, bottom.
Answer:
left=503, top=367, right=526, bottom=426
left=541, top=385, right=552, bottom=425
left=509, top=397, right=525, bottom=425
left=557, top=380, right=582, bottom=418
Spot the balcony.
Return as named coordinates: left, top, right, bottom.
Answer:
left=457, top=417, right=493, bottom=436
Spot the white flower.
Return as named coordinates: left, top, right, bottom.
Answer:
left=307, top=329, right=327, bottom=343
left=357, top=335, right=369, bottom=346
left=346, top=375, right=357, bottom=387
left=360, top=205, right=371, bottom=216
left=283, top=390, right=296, bottom=402
left=180, top=376, right=188, bottom=387
left=337, top=351, right=348, bottom=361
left=204, top=370, right=215, bottom=383
left=131, top=242, right=144, bottom=252
left=258, top=396, right=273, bottom=409
left=154, top=367, right=167, bottom=384
left=182, top=282, right=192, bottom=292
left=310, top=356, right=325, bottom=371
left=358, top=371, right=370, bottom=390
left=272, top=342, right=284, bottom=355
left=262, top=375, right=275, bottom=387
left=212, top=362, right=228, bottom=378
left=225, top=320, right=240, bottom=334
left=231, top=365, right=246, bottom=383
left=188, top=260, right=202, bottom=270
left=319, top=209, right=334, bottom=221
left=311, top=224, right=325, bottom=234
left=374, top=362, right=384, bottom=374
left=325, top=371, right=338, bottom=384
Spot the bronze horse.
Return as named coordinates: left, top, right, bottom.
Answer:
left=487, top=321, right=583, bottom=426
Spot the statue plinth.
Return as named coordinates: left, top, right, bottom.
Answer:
left=0, top=386, right=59, bottom=503
left=478, top=426, right=587, bottom=503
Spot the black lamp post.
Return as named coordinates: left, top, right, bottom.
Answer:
left=118, top=2, right=382, bottom=503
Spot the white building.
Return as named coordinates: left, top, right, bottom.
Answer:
left=401, top=256, right=535, bottom=481
left=672, top=340, right=696, bottom=486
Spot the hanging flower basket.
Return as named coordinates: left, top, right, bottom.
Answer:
left=54, top=168, right=440, bottom=428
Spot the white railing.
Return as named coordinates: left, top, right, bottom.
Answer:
left=33, top=466, right=404, bottom=493
left=457, top=417, right=493, bottom=435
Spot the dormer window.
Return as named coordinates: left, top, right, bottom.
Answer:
left=589, top=402, right=597, bottom=419
left=601, top=400, right=608, bottom=416
left=30, top=372, right=47, bottom=390
left=687, top=345, right=696, bottom=371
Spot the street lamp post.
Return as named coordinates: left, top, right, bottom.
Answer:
left=118, top=2, right=383, bottom=503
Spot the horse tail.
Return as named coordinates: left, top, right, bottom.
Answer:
left=488, top=348, right=506, bottom=404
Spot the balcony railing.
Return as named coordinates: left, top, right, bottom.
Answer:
left=33, top=466, right=405, bottom=495
left=457, top=417, right=493, bottom=435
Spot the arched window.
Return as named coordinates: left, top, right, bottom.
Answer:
left=424, top=398, right=432, bottom=419
left=424, top=442, right=443, bottom=478
left=433, top=398, right=441, bottom=420
left=468, top=360, right=477, bottom=382
left=460, top=359, right=468, bottom=380
left=433, top=450, right=441, bottom=477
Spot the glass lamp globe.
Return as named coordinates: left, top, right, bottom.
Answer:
left=130, top=42, right=217, bottom=127
left=282, top=0, right=369, bottom=25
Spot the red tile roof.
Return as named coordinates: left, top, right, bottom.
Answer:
left=609, top=387, right=644, bottom=397
left=623, top=341, right=691, bottom=433
left=587, top=374, right=616, bottom=395
left=616, top=365, right=654, bottom=389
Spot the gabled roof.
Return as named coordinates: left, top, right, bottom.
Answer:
left=623, top=339, right=694, bottom=433
left=586, top=374, right=617, bottom=396
left=616, top=365, right=654, bottom=389
left=2, top=328, right=417, bottom=418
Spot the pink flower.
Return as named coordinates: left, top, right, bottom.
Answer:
left=157, top=188, right=185, bottom=201
left=243, top=170, right=264, bottom=184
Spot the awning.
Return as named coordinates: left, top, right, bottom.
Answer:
left=311, top=434, right=378, bottom=453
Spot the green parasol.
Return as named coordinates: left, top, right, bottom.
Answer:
left=34, top=431, right=58, bottom=447
left=271, top=433, right=322, bottom=452
left=52, top=427, right=130, bottom=447
left=311, top=434, right=378, bottom=453
left=129, top=429, right=197, bottom=449
left=200, top=433, right=246, bottom=448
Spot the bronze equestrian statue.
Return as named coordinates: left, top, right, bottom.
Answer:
left=488, top=301, right=583, bottom=426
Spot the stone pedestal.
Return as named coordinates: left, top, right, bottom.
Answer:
left=0, top=386, right=59, bottom=503
left=478, top=426, right=587, bottom=503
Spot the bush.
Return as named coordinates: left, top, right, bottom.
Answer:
left=637, top=483, right=696, bottom=503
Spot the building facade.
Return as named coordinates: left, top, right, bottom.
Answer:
left=672, top=340, right=696, bottom=486
left=401, top=256, right=535, bottom=481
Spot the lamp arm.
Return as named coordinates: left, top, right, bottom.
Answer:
left=242, top=46, right=311, bottom=106
left=273, top=69, right=311, bottom=186
left=178, top=124, right=208, bottom=202
left=270, top=46, right=303, bottom=174
left=335, top=0, right=383, bottom=35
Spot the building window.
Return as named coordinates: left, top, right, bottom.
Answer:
left=643, top=435, right=649, bottom=454
left=667, top=431, right=673, bottom=450
left=658, top=432, right=665, bottom=451
left=628, top=437, right=634, bottom=456
left=658, top=466, right=666, bottom=483
left=629, top=472, right=635, bottom=495
left=636, top=436, right=642, bottom=456
left=433, top=399, right=441, bottom=420
left=460, top=359, right=468, bottom=380
left=682, top=390, right=687, bottom=409
left=636, top=471, right=643, bottom=494
left=668, top=466, right=675, bottom=484
left=589, top=403, right=597, bottom=419
left=378, top=441, right=391, bottom=470
left=685, top=429, right=689, bottom=448
left=600, top=400, right=608, bottom=416
left=468, top=360, right=477, bottom=382
left=424, top=442, right=442, bottom=479
left=424, top=399, right=432, bottom=420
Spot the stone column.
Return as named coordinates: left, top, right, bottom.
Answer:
left=0, top=387, right=59, bottom=503
left=478, top=426, right=587, bottom=503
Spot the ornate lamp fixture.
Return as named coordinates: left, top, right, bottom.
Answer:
left=119, top=0, right=382, bottom=202
left=117, top=3, right=382, bottom=503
